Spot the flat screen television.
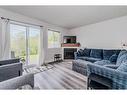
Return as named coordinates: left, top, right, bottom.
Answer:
left=63, top=36, right=76, bottom=43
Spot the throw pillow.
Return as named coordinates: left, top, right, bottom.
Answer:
left=116, top=62, right=127, bottom=72
left=78, top=49, right=84, bottom=56
left=109, top=53, right=118, bottom=63
left=76, top=52, right=80, bottom=56
left=83, top=48, right=91, bottom=57
left=117, top=50, right=127, bottom=59
left=116, top=53, right=127, bottom=66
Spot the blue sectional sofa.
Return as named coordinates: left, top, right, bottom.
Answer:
left=72, top=48, right=121, bottom=75
left=87, top=50, right=127, bottom=89
left=73, top=48, right=127, bottom=89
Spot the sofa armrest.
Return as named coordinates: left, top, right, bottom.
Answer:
left=104, top=65, right=119, bottom=69
left=87, top=63, right=127, bottom=89
left=74, top=52, right=79, bottom=60
left=0, top=73, right=34, bottom=89
left=0, top=58, right=20, bottom=66
left=0, top=63, right=23, bottom=82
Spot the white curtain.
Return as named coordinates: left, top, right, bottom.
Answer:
left=39, top=27, right=45, bottom=66
left=0, top=19, right=10, bottom=60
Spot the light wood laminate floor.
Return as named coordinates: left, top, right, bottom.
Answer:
left=34, top=60, right=87, bottom=89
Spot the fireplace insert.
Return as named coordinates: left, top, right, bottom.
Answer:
left=64, top=48, right=77, bottom=59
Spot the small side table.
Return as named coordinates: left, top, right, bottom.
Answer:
left=54, top=54, right=62, bottom=62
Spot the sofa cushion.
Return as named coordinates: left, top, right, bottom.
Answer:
left=103, top=50, right=120, bottom=60
left=90, top=49, right=103, bottom=59
left=94, top=60, right=111, bottom=66
left=85, top=57, right=101, bottom=63
left=116, top=62, right=127, bottom=72
left=77, top=57, right=101, bottom=63
left=77, top=57, right=88, bottom=60
left=83, top=48, right=91, bottom=57
left=72, top=59, right=91, bottom=69
left=109, top=53, right=118, bottom=63
left=116, top=53, right=127, bottom=66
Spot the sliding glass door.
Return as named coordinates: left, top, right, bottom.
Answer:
left=10, top=24, right=27, bottom=63
left=10, top=23, right=40, bottom=65
left=29, top=27, right=40, bottom=65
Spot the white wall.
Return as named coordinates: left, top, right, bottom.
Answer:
left=0, top=8, right=69, bottom=63
left=69, top=15, right=127, bottom=49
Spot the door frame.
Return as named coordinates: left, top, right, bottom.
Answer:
left=10, top=21, right=41, bottom=65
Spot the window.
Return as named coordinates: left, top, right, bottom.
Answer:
left=48, top=29, right=61, bottom=48
left=10, top=23, right=41, bottom=65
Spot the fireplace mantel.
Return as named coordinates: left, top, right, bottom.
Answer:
left=61, top=43, right=80, bottom=47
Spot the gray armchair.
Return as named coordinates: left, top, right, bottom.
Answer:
left=0, top=73, right=34, bottom=89
left=0, top=58, right=20, bottom=65
left=0, top=58, right=22, bottom=82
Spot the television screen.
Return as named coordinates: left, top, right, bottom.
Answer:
left=64, top=36, right=76, bottom=43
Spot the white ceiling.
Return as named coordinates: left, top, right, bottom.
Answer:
left=1, top=6, right=127, bottom=29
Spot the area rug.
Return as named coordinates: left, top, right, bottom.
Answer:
left=23, top=64, right=54, bottom=74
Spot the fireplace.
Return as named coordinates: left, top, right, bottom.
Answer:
left=62, top=36, right=79, bottom=59
left=64, top=48, right=77, bottom=59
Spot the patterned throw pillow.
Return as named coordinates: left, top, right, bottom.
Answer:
left=83, top=48, right=91, bottom=57
left=109, top=53, right=118, bottom=63
left=117, top=50, right=127, bottom=59
left=116, top=62, right=127, bottom=72
left=78, top=49, right=84, bottom=56
left=116, top=53, right=127, bottom=66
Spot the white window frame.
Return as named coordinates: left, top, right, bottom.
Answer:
left=48, top=29, right=61, bottom=48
